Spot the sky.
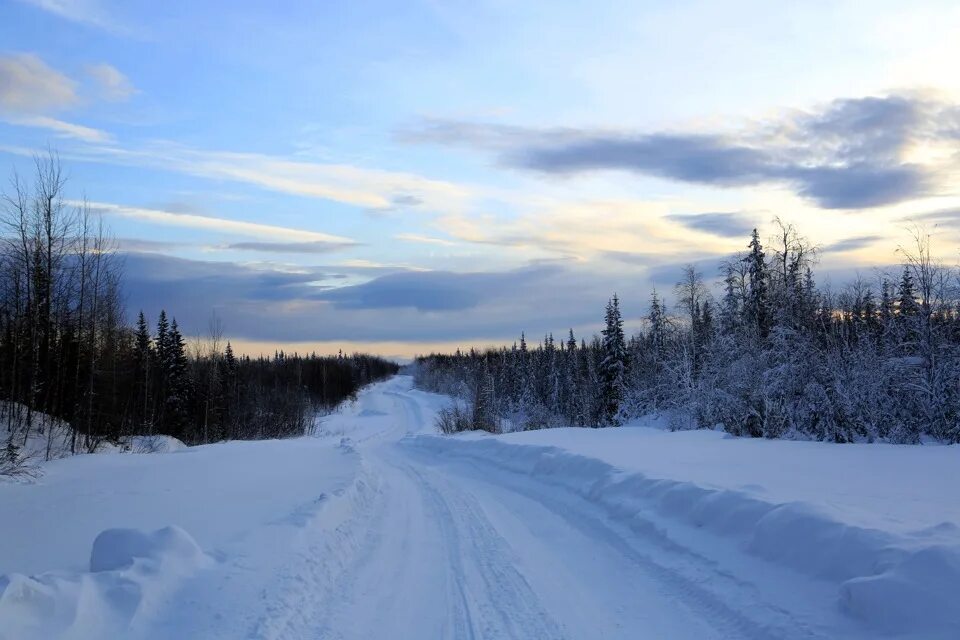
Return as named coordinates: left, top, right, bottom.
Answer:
left=1, top=0, right=960, bottom=358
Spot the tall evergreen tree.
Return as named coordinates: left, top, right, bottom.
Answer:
left=897, top=266, right=919, bottom=318
left=599, top=295, right=628, bottom=426
left=154, top=310, right=171, bottom=431
left=648, top=289, right=666, bottom=358
left=134, top=311, right=153, bottom=432
left=720, top=263, right=742, bottom=333
left=164, top=319, right=192, bottom=439
left=744, top=229, right=771, bottom=339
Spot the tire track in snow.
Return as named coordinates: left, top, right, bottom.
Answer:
left=399, top=454, right=565, bottom=639
left=406, top=446, right=849, bottom=640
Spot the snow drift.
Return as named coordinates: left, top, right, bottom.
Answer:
left=0, top=432, right=363, bottom=639
left=0, top=526, right=209, bottom=640
left=407, top=433, right=960, bottom=635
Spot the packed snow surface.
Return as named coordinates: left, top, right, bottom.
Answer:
left=1, top=375, right=957, bottom=639
left=484, top=425, right=960, bottom=534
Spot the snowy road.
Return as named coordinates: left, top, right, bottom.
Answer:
left=3, top=376, right=946, bottom=639
left=184, top=377, right=870, bottom=640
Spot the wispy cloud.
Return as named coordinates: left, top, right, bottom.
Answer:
left=6, top=115, right=112, bottom=142
left=84, top=63, right=136, bottom=100
left=0, top=54, right=122, bottom=142
left=83, top=201, right=356, bottom=244
left=665, top=212, right=757, bottom=238
left=902, top=208, right=960, bottom=230
left=116, top=237, right=189, bottom=253
left=395, top=233, right=459, bottom=246
left=17, top=0, right=136, bottom=36
left=316, top=265, right=561, bottom=312
left=403, top=93, right=960, bottom=209
left=0, top=53, right=77, bottom=113
left=38, top=142, right=473, bottom=213
left=823, top=235, right=885, bottom=253
left=225, top=240, right=358, bottom=254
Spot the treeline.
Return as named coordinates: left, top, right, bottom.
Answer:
left=1, top=154, right=397, bottom=468
left=123, top=310, right=398, bottom=445
left=415, top=220, right=960, bottom=443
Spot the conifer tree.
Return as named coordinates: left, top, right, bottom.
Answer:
left=134, top=311, right=153, bottom=432
left=648, top=289, right=666, bottom=358
left=164, top=319, right=192, bottom=439
left=154, top=310, right=171, bottom=430
left=720, top=263, right=741, bottom=333
left=897, top=266, right=919, bottom=318
left=744, top=229, right=771, bottom=339
left=599, top=295, right=627, bottom=426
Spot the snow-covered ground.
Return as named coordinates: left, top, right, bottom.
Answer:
left=1, top=375, right=957, bottom=639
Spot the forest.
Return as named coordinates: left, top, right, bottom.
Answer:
left=415, top=220, right=960, bottom=444
left=0, top=154, right=398, bottom=471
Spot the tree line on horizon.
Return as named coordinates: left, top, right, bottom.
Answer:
left=0, top=154, right=397, bottom=473
left=415, top=220, right=960, bottom=444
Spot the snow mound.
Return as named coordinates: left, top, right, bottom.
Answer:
left=89, top=526, right=205, bottom=572
left=121, top=435, right=188, bottom=454
left=840, top=543, right=960, bottom=633
left=0, top=526, right=209, bottom=640
left=407, top=435, right=960, bottom=635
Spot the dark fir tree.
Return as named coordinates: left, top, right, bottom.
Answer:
left=599, top=295, right=627, bottom=426
left=134, top=311, right=153, bottom=433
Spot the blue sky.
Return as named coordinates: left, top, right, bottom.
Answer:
left=2, top=0, right=960, bottom=357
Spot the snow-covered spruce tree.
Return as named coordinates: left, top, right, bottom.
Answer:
left=633, top=289, right=669, bottom=413
left=562, top=329, right=583, bottom=426
left=744, top=228, right=772, bottom=340
left=412, top=222, right=960, bottom=443
left=470, top=358, right=500, bottom=433
left=598, top=295, right=628, bottom=426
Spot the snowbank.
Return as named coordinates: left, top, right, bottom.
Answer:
left=407, top=432, right=960, bottom=635
left=0, top=434, right=363, bottom=638
left=119, top=434, right=188, bottom=454
left=2, top=402, right=187, bottom=484
left=0, top=438, right=359, bottom=577
left=0, top=526, right=209, bottom=640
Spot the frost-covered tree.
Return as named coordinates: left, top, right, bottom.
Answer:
left=414, top=223, right=960, bottom=444
left=599, top=295, right=628, bottom=426
left=744, top=229, right=771, bottom=339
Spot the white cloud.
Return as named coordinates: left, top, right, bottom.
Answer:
left=174, top=149, right=470, bottom=212
left=395, top=233, right=459, bottom=246
left=17, top=0, right=134, bottom=35
left=34, top=142, right=473, bottom=213
left=0, top=53, right=77, bottom=113
left=7, top=115, right=113, bottom=142
left=85, top=63, right=136, bottom=100
left=81, top=201, right=356, bottom=244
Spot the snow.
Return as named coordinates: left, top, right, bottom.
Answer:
left=2, top=375, right=958, bottom=638
left=1, top=403, right=187, bottom=478
left=0, top=526, right=210, bottom=640
left=477, top=426, right=960, bottom=534
left=89, top=526, right=205, bottom=573
left=410, top=426, right=960, bottom=635
left=0, top=436, right=360, bottom=639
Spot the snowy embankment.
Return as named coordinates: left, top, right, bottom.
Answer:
left=408, top=426, right=960, bottom=635
left=0, top=436, right=363, bottom=640
left=2, top=402, right=187, bottom=482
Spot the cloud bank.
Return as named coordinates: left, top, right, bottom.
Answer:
left=403, top=94, right=960, bottom=209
